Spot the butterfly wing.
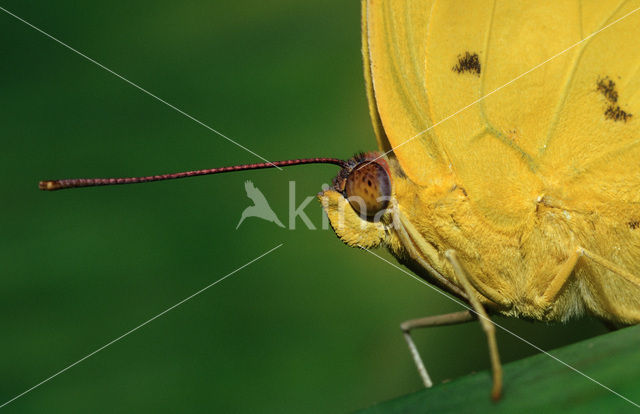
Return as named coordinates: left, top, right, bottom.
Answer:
left=364, top=0, right=640, bottom=226
left=539, top=1, right=640, bottom=201
left=363, top=0, right=448, bottom=185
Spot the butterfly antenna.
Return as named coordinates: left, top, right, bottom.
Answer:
left=39, top=158, right=348, bottom=191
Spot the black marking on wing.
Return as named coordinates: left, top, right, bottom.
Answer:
left=597, top=76, right=633, bottom=122
left=453, top=52, right=481, bottom=76
left=597, top=77, right=618, bottom=103
left=604, top=106, right=632, bottom=122
left=628, top=220, right=640, bottom=230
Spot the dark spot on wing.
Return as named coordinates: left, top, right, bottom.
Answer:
left=628, top=220, right=640, bottom=230
left=605, top=106, right=632, bottom=122
left=597, top=76, right=633, bottom=122
left=453, top=52, right=481, bottom=76
left=597, top=77, right=618, bottom=103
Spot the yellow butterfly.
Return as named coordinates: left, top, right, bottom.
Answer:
left=39, top=0, right=640, bottom=401
left=320, top=0, right=640, bottom=400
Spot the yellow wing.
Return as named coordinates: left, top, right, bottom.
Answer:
left=363, top=0, right=640, bottom=225
left=363, top=0, right=447, bottom=185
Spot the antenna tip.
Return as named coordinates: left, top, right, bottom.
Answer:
left=39, top=180, right=61, bottom=191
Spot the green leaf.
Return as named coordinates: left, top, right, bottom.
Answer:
left=358, top=324, right=640, bottom=413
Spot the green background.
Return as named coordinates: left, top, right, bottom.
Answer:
left=1, top=1, right=608, bottom=412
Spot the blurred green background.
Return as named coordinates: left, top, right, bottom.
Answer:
left=1, top=1, right=607, bottom=412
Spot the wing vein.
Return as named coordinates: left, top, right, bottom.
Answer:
left=477, top=0, right=536, bottom=170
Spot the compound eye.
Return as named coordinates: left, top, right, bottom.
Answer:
left=345, top=162, right=391, bottom=219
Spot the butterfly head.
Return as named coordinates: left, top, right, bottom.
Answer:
left=318, top=152, right=396, bottom=249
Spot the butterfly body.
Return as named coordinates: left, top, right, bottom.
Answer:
left=392, top=165, right=640, bottom=325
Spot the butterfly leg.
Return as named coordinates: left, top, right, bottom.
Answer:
left=400, top=310, right=475, bottom=388
left=538, top=246, right=640, bottom=307
left=444, top=250, right=503, bottom=401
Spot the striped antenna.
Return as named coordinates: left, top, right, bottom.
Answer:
left=39, top=158, right=347, bottom=191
